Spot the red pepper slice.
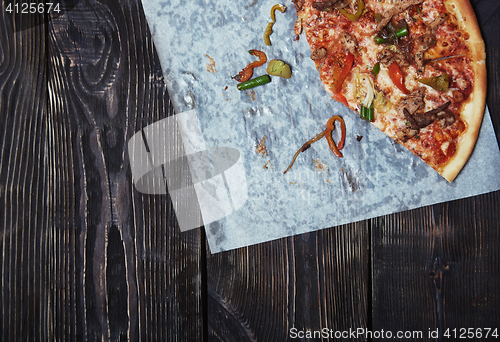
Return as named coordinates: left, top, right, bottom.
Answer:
left=233, top=50, right=267, bottom=82
left=329, top=52, right=354, bottom=106
left=388, top=62, right=410, bottom=95
left=331, top=52, right=354, bottom=93
left=332, top=93, right=349, bottom=107
left=324, top=115, right=346, bottom=158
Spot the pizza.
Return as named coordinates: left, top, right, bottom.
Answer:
left=291, top=0, right=486, bottom=182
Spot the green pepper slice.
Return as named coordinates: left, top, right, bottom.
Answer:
left=339, top=0, right=364, bottom=21
left=417, top=73, right=449, bottom=92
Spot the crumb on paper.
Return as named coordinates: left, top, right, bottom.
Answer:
left=263, top=159, right=274, bottom=170
left=357, top=135, right=363, bottom=141
left=255, top=135, right=268, bottom=156
left=206, top=54, right=217, bottom=73
left=312, top=158, right=329, bottom=174
left=245, top=89, right=256, bottom=101
left=326, top=179, right=332, bottom=185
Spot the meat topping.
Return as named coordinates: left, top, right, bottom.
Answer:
left=340, top=32, right=358, bottom=54
left=312, top=0, right=338, bottom=11
left=414, top=34, right=436, bottom=73
left=403, top=101, right=454, bottom=130
left=376, top=0, right=424, bottom=31
left=311, top=47, right=327, bottom=60
left=378, top=48, right=410, bottom=67
left=395, top=88, right=425, bottom=118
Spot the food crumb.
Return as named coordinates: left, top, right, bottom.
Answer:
left=246, top=89, right=256, bottom=101
left=312, top=158, right=329, bottom=174
left=357, top=135, right=363, bottom=141
left=206, top=54, right=217, bottom=73
left=255, top=136, right=268, bottom=156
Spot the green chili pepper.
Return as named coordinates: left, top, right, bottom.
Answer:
left=395, top=27, right=409, bottom=38
left=372, top=62, right=380, bottom=75
left=365, top=105, right=374, bottom=122
left=360, top=105, right=374, bottom=122
left=264, top=4, right=286, bottom=46
left=375, top=26, right=409, bottom=44
left=360, top=106, right=367, bottom=120
left=237, top=75, right=271, bottom=90
left=417, top=73, right=449, bottom=92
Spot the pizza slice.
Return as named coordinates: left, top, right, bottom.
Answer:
left=292, top=0, right=486, bottom=181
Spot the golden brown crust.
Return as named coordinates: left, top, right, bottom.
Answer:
left=439, top=0, right=486, bottom=181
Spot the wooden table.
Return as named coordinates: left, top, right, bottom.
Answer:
left=1, top=0, right=499, bottom=340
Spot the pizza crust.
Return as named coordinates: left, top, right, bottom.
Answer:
left=439, top=0, right=486, bottom=182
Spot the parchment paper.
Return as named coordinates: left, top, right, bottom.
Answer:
left=140, top=0, right=500, bottom=253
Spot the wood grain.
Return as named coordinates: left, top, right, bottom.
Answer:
left=1, top=0, right=203, bottom=341
left=1, top=0, right=499, bottom=341
left=47, top=0, right=204, bottom=339
left=0, top=6, right=48, bottom=342
left=207, top=223, right=370, bottom=341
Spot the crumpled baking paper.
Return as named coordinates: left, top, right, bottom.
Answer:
left=140, top=0, right=500, bottom=253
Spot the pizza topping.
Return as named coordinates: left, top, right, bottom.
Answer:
left=340, top=32, right=358, bottom=54
left=417, top=73, right=449, bottom=92
left=395, top=88, right=425, bottom=117
left=452, top=90, right=464, bottom=103
left=356, top=72, right=375, bottom=121
left=267, top=60, right=293, bottom=79
left=378, top=48, right=410, bottom=67
left=375, top=22, right=409, bottom=45
left=311, top=47, right=328, bottom=60
left=414, top=33, right=436, bottom=72
left=360, top=104, right=374, bottom=121
left=284, top=115, right=346, bottom=174
left=312, top=0, right=351, bottom=11
left=388, top=62, right=410, bottom=94
left=283, top=131, right=325, bottom=174
left=428, top=12, right=448, bottom=30
left=237, top=75, right=272, bottom=90
left=329, top=51, right=355, bottom=106
left=264, top=4, right=287, bottom=46
left=402, top=101, right=453, bottom=129
left=376, top=0, right=424, bottom=30
left=233, top=50, right=267, bottom=82
left=325, top=115, right=346, bottom=157
left=339, top=0, right=365, bottom=21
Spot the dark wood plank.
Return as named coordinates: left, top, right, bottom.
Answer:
left=1, top=0, right=203, bottom=341
left=207, top=222, right=370, bottom=341
left=47, top=0, right=204, bottom=339
left=0, top=7, right=48, bottom=342
left=371, top=1, right=500, bottom=338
